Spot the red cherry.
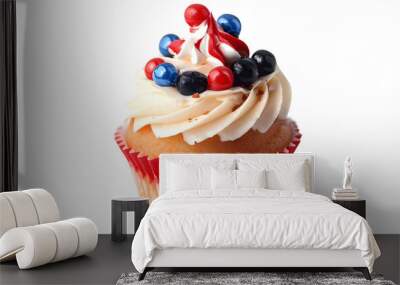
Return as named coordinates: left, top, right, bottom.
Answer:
left=144, top=58, right=164, bottom=80
left=184, top=4, right=210, bottom=27
left=208, top=66, right=234, bottom=91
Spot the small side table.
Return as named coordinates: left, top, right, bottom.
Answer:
left=332, top=199, right=366, bottom=219
left=111, top=197, right=149, bottom=242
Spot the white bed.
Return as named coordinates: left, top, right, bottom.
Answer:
left=131, top=153, right=380, bottom=280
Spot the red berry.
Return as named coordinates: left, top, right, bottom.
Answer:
left=144, top=58, right=164, bottom=80
left=184, top=4, right=210, bottom=27
left=207, top=66, right=234, bottom=91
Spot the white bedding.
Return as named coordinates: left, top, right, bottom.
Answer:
left=131, top=190, right=380, bottom=273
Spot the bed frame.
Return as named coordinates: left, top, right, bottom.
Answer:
left=139, top=153, right=371, bottom=280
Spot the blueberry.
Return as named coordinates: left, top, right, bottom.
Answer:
left=152, top=63, right=178, bottom=87
left=231, top=58, right=259, bottom=87
left=176, top=71, right=208, bottom=96
left=251, top=50, right=277, bottom=76
left=217, top=14, right=241, bottom=37
left=159, top=34, right=180, bottom=57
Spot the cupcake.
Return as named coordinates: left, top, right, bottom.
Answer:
left=115, top=4, right=301, bottom=199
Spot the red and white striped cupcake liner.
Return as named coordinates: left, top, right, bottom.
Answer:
left=114, top=127, right=160, bottom=199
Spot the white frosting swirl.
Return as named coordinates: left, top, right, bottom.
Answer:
left=129, top=63, right=292, bottom=145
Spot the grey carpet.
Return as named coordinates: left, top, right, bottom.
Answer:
left=116, top=272, right=396, bottom=285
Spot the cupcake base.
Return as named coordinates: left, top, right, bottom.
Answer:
left=115, top=118, right=301, bottom=199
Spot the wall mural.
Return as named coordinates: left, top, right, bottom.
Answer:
left=115, top=4, right=301, bottom=199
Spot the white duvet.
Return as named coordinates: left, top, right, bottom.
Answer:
left=131, top=190, right=380, bottom=273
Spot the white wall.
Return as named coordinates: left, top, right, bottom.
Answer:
left=17, top=0, right=400, bottom=233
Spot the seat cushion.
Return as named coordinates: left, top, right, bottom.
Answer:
left=0, top=189, right=60, bottom=237
left=23, top=189, right=60, bottom=224
left=0, top=196, right=16, bottom=237
left=0, top=218, right=98, bottom=269
left=42, top=221, right=79, bottom=262
left=0, top=192, right=39, bottom=228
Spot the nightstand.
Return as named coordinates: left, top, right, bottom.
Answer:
left=332, top=199, right=366, bottom=219
left=111, top=197, right=149, bottom=241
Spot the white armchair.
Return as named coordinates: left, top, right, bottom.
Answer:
left=0, top=189, right=98, bottom=269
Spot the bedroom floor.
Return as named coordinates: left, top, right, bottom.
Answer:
left=0, top=235, right=398, bottom=285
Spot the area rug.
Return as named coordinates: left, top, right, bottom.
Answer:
left=116, top=272, right=396, bottom=285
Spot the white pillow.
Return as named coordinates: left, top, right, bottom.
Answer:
left=238, top=159, right=310, bottom=192
left=267, top=162, right=308, bottom=191
left=211, top=168, right=236, bottom=190
left=236, top=169, right=267, bottom=189
left=211, top=169, right=268, bottom=190
left=166, top=163, right=210, bottom=191
left=166, top=160, right=236, bottom=192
